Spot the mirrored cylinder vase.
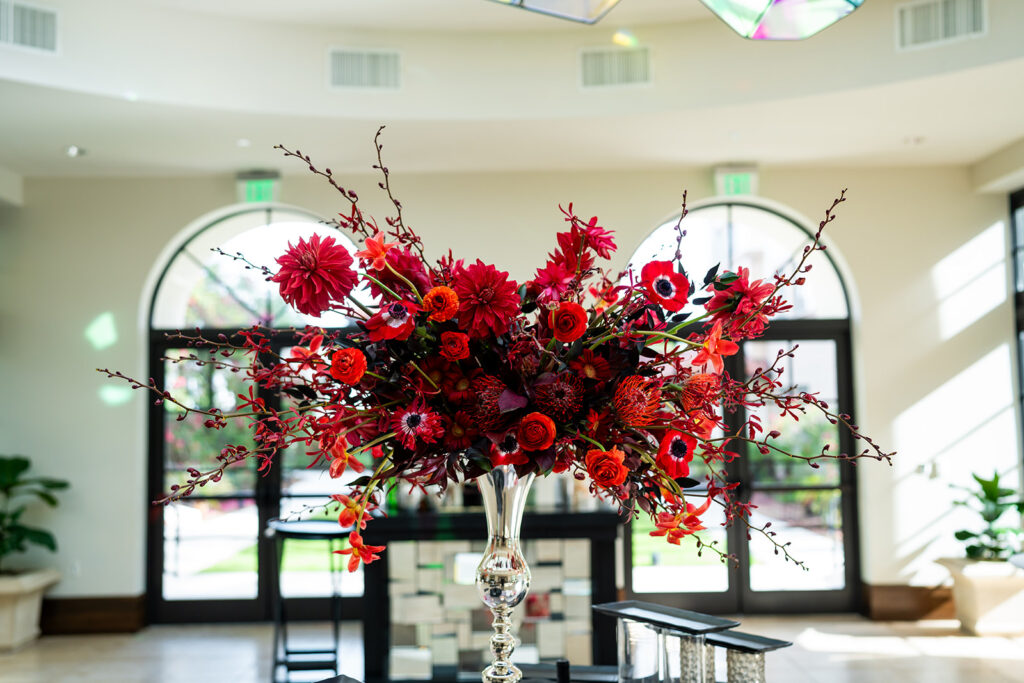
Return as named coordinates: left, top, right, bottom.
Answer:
left=475, top=465, right=535, bottom=683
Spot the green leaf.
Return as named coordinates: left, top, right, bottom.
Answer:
left=0, top=456, right=30, bottom=491
left=29, top=489, right=59, bottom=507
left=21, top=477, right=69, bottom=490
left=954, top=530, right=978, bottom=541
left=16, top=526, right=57, bottom=552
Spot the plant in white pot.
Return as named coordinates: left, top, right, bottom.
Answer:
left=937, top=471, right=1024, bottom=636
left=0, top=455, right=68, bottom=650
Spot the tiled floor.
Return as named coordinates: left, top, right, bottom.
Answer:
left=1, top=615, right=1023, bottom=682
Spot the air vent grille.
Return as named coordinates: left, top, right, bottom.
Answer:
left=580, top=47, right=650, bottom=88
left=897, top=0, right=985, bottom=49
left=329, top=49, right=400, bottom=89
left=0, top=0, right=57, bottom=52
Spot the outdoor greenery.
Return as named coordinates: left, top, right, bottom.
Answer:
left=0, top=455, right=69, bottom=573
left=953, top=471, right=1024, bottom=561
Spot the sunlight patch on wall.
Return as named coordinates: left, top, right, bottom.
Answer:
left=84, top=312, right=118, bottom=350
left=98, top=385, right=133, bottom=406
left=932, top=222, right=1007, bottom=340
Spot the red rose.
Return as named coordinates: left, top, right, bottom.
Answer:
left=439, top=331, right=470, bottom=361
left=517, top=412, right=556, bottom=451
left=549, top=301, right=588, bottom=343
left=330, top=348, right=367, bottom=385
left=585, top=447, right=629, bottom=488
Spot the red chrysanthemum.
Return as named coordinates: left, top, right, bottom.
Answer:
left=444, top=411, right=480, bottom=451
left=613, top=376, right=662, bottom=427
left=272, top=234, right=358, bottom=317
left=706, top=267, right=776, bottom=339
left=534, top=373, right=584, bottom=422
left=390, top=400, right=444, bottom=450
left=472, top=374, right=508, bottom=432
left=452, top=260, right=521, bottom=339
left=641, top=261, right=690, bottom=312
left=569, top=349, right=612, bottom=381
left=656, top=430, right=697, bottom=479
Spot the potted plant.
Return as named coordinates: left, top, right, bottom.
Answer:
left=0, top=455, right=68, bottom=650
left=937, top=471, right=1024, bottom=635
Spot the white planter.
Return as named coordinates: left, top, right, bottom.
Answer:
left=0, top=568, right=60, bottom=650
left=937, top=557, right=1024, bottom=636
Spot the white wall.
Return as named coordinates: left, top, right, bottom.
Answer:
left=0, top=163, right=1014, bottom=596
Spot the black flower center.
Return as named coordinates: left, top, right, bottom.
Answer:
left=670, top=438, right=690, bottom=459
left=655, top=278, right=675, bottom=297
left=388, top=303, right=408, bottom=319
left=499, top=434, right=518, bottom=453
left=405, top=413, right=422, bottom=429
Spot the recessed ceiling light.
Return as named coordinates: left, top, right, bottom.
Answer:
left=65, top=145, right=85, bottom=158
left=236, top=138, right=252, bottom=148
left=612, top=29, right=637, bottom=47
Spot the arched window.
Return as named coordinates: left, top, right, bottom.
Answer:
left=146, top=205, right=363, bottom=623
left=625, top=201, right=860, bottom=614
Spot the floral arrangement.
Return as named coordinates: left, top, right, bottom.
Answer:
left=102, top=129, right=892, bottom=572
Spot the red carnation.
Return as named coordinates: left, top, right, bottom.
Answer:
left=517, top=412, right=556, bottom=452
left=330, top=348, right=367, bottom=385
left=272, top=234, right=358, bottom=317
left=641, top=261, right=689, bottom=312
left=656, top=430, right=697, bottom=479
left=365, top=301, right=419, bottom=342
left=453, top=260, right=521, bottom=339
left=439, top=331, right=470, bottom=361
left=549, top=301, right=588, bottom=343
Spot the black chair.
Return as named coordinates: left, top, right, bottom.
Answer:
left=267, top=519, right=351, bottom=683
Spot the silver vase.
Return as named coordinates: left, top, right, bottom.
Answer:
left=475, top=464, right=535, bottom=683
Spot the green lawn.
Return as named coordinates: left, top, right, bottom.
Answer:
left=202, top=539, right=344, bottom=573
left=631, top=517, right=725, bottom=568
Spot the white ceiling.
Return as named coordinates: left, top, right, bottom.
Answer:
left=144, top=0, right=710, bottom=31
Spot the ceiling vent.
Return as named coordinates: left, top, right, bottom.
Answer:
left=580, top=47, right=650, bottom=88
left=897, top=0, right=985, bottom=50
left=0, top=0, right=57, bottom=52
left=329, top=49, right=401, bottom=89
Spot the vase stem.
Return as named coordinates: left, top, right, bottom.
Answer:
left=476, top=465, right=535, bottom=683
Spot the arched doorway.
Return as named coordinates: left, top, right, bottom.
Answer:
left=624, top=200, right=860, bottom=613
left=146, top=205, right=363, bottom=622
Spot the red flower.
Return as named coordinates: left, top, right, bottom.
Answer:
left=706, top=267, right=776, bottom=338
left=423, top=286, right=460, bottom=322
left=330, top=493, right=375, bottom=530
left=533, top=260, right=574, bottom=305
left=613, top=376, right=662, bottom=427
left=517, top=412, right=556, bottom=452
left=657, top=430, right=697, bottom=479
left=289, top=335, right=325, bottom=372
left=326, top=441, right=366, bottom=479
left=472, top=374, right=508, bottom=431
left=549, top=301, right=588, bottom=343
left=641, top=261, right=690, bottom=312
left=650, top=497, right=712, bottom=545
left=680, top=373, right=718, bottom=411
left=534, top=373, right=584, bottom=422
left=272, top=234, right=358, bottom=317
left=453, top=260, right=521, bottom=339
left=365, top=301, right=419, bottom=342
left=582, top=215, right=616, bottom=259
left=691, top=321, right=739, bottom=374
left=336, top=531, right=385, bottom=572
left=444, top=411, right=479, bottom=450
left=367, top=247, right=432, bottom=300
left=439, top=331, right=470, bottom=361
left=330, top=348, right=367, bottom=385
left=355, top=231, right=398, bottom=271
left=443, top=368, right=475, bottom=405
left=585, top=447, right=629, bottom=488
left=490, top=432, right=529, bottom=467
left=391, top=400, right=444, bottom=450
left=569, top=350, right=612, bottom=381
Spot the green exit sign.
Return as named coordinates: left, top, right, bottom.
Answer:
left=714, top=166, right=758, bottom=197
left=244, top=178, right=276, bottom=203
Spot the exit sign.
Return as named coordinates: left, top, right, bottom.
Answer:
left=236, top=171, right=280, bottom=204
left=714, top=166, right=758, bottom=197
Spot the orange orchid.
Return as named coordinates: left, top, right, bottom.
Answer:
left=649, top=496, right=713, bottom=545
left=355, top=231, right=398, bottom=271
left=326, top=440, right=366, bottom=479
left=691, top=321, right=739, bottom=374
left=335, top=531, right=385, bottom=572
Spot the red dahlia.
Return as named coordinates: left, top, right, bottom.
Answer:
left=272, top=234, right=358, bottom=317
left=453, top=260, right=521, bottom=339
left=613, top=376, right=662, bottom=427
left=391, top=400, right=444, bottom=450
left=641, top=261, right=690, bottom=312
left=534, top=373, right=584, bottom=422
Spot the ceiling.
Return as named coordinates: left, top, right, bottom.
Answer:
left=1, top=0, right=1023, bottom=179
